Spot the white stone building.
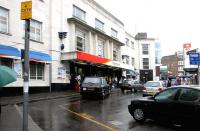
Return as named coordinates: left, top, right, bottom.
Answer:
left=135, top=33, right=156, bottom=83
left=0, top=0, right=156, bottom=94
left=121, top=32, right=139, bottom=79
left=0, top=0, right=52, bottom=93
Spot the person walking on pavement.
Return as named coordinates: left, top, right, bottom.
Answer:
left=167, top=78, right=172, bottom=87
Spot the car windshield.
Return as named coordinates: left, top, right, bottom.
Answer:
left=145, top=82, right=160, bottom=87
left=83, top=77, right=100, bottom=84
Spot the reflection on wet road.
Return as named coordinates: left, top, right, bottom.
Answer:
left=27, top=91, right=180, bottom=131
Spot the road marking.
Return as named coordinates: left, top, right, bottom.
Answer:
left=14, top=104, right=43, bottom=131
left=59, top=105, right=117, bottom=131
left=108, top=121, right=123, bottom=126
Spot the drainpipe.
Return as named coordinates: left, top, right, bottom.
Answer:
left=49, top=0, right=53, bottom=93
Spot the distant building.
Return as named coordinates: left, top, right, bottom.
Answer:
left=176, top=51, right=184, bottom=76
left=155, top=42, right=161, bottom=65
left=135, top=33, right=157, bottom=83
left=161, top=54, right=178, bottom=76
left=121, top=32, right=138, bottom=79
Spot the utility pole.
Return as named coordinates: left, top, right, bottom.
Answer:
left=21, top=1, right=32, bottom=131
left=23, top=19, right=30, bottom=131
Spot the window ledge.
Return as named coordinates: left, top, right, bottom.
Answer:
left=95, top=28, right=105, bottom=34
left=0, top=31, right=12, bottom=36
left=111, top=36, right=118, bottom=40
left=30, top=39, right=44, bottom=44
left=72, top=15, right=87, bottom=24
left=22, top=37, right=44, bottom=44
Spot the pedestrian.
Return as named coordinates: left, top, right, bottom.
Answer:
left=75, top=74, right=81, bottom=92
left=175, top=76, right=181, bottom=85
left=167, top=78, right=172, bottom=87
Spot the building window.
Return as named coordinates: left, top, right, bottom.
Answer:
left=97, top=39, right=104, bottom=57
left=73, top=5, right=86, bottom=21
left=178, top=61, right=183, bottom=65
left=30, top=20, right=42, bottom=42
left=113, top=46, right=119, bottom=61
left=0, top=7, right=9, bottom=33
left=142, top=44, right=149, bottom=55
left=132, top=57, right=135, bottom=66
left=143, top=58, right=149, bottom=69
left=30, top=62, right=44, bottom=80
left=95, top=19, right=104, bottom=31
left=122, top=55, right=129, bottom=65
left=131, top=41, right=134, bottom=49
left=0, top=58, right=12, bottom=68
left=126, top=56, right=130, bottom=65
left=76, top=29, right=85, bottom=51
left=125, top=38, right=129, bottom=46
left=111, top=28, right=117, bottom=38
left=178, top=67, right=183, bottom=72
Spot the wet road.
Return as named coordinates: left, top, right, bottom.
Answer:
left=26, top=91, right=183, bottom=131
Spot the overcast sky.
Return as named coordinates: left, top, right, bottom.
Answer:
left=95, top=0, right=200, bottom=56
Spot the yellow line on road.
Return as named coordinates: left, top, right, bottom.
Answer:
left=59, top=105, right=117, bottom=131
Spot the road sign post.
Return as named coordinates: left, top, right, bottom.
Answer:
left=21, top=1, right=32, bottom=131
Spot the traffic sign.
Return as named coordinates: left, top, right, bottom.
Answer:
left=21, top=1, right=32, bottom=20
left=189, top=53, right=200, bottom=65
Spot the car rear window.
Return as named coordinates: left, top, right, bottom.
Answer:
left=145, top=82, right=160, bottom=87
left=83, top=77, right=100, bottom=84
left=124, top=80, right=132, bottom=84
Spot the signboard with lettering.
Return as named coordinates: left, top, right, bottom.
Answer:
left=189, top=53, right=200, bottom=65
left=21, top=1, right=32, bottom=20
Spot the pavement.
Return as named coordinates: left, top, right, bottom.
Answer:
left=0, top=88, right=121, bottom=131
left=0, top=90, right=80, bottom=106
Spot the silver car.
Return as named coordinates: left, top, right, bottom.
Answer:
left=143, top=81, right=166, bottom=96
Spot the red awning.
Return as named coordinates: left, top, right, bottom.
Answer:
left=77, top=51, right=111, bottom=64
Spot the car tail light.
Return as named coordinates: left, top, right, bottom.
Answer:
left=158, top=88, right=162, bottom=91
left=143, top=87, right=146, bottom=91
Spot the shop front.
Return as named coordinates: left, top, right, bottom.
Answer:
left=0, top=44, right=52, bottom=96
left=62, top=51, right=123, bottom=87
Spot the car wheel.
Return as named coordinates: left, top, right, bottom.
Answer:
left=101, top=91, right=105, bottom=99
left=134, top=89, right=137, bottom=92
left=108, top=89, right=111, bottom=95
left=131, top=88, right=134, bottom=93
left=133, top=108, right=145, bottom=122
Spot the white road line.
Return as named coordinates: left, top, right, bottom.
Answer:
left=14, top=104, right=43, bottom=131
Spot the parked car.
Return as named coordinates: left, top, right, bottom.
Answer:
left=143, top=81, right=166, bottom=96
left=120, top=79, right=144, bottom=93
left=128, top=85, right=200, bottom=126
left=80, top=76, right=110, bottom=99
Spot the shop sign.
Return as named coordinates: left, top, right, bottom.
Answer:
left=189, top=53, right=200, bottom=65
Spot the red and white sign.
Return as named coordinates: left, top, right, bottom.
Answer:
left=183, top=43, right=191, bottom=49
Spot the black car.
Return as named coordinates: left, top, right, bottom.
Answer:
left=80, top=76, right=110, bottom=99
left=120, top=79, right=144, bottom=93
left=128, top=85, right=200, bottom=126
